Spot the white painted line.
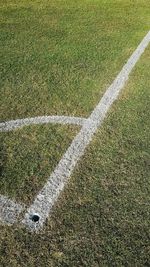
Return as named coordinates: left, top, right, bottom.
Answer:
left=0, top=195, right=24, bottom=225
left=0, top=116, right=86, bottom=132
left=22, top=31, right=150, bottom=231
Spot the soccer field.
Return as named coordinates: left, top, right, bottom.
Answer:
left=0, top=0, right=150, bottom=266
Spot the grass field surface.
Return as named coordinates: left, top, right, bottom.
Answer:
left=0, top=41, right=149, bottom=267
left=0, top=124, right=79, bottom=204
left=1, top=0, right=149, bottom=120
left=0, top=0, right=150, bottom=266
left=1, top=36, right=150, bottom=267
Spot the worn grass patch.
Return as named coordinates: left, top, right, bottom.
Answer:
left=1, top=0, right=150, bottom=121
left=0, top=124, right=79, bottom=204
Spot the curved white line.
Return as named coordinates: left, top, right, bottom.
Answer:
left=0, top=195, right=24, bottom=225
left=0, top=116, right=87, bottom=132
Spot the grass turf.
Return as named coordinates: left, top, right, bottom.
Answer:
left=0, top=124, right=79, bottom=204
left=0, top=0, right=150, bottom=266
left=1, top=0, right=150, bottom=121
left=0, top=30, right=150, bottom=267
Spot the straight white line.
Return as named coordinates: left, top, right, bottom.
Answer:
left=0, top=195, right=24, bottom=225
left=0, top=116, right=86, bottom=132
left=22, top=31, right=150, bottom=231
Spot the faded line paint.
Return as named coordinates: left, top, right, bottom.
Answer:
left=0, top=116, right=86, bottom=132
left=0, top=195, right=24, bottom=225
left=22, top=31, right=150, bottom=231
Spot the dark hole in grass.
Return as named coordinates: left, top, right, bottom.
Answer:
left=31, top=214, right=40, bottom=222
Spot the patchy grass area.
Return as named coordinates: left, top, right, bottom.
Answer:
left=0, top=124, right=79, bottom=204
left=0, top=32, right=150, bottom=267
left=0, top=0, right=150, bottom=121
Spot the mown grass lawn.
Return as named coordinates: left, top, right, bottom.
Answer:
left=0, top=0, right=149, bottom=120
left=0, top=0, right=150, bottom=266
left=0, top=32, right=150, bottom=267
left=0, top=124, right=79, bottom=204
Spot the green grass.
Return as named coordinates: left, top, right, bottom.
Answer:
left=0, top=29, right=150, bottom=267
left=0, top=0, right=150, bottom=121
left=0, top=124, right=79, bottom=204
left=0, top=0, right=150, bottom=266
left=51, top=47, right=150, bottom=267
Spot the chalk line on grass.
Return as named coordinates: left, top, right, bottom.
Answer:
left=0, top=116, right=86, bottom=132
left=0, top=195, right=24, bottom=225
left=22, top=31, right=150, bottom=231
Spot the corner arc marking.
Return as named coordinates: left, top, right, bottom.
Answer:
left=0, top=195, right=25, bottom=225
left=0, top=115, right=87, bottom=132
